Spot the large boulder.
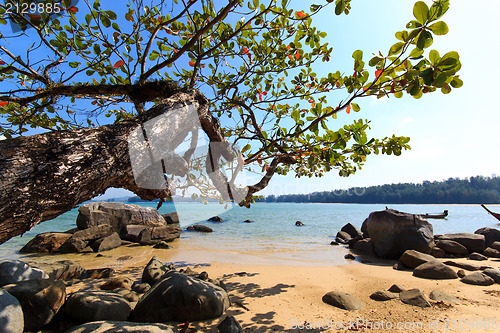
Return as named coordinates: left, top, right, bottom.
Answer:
left=351, top=238, right=376, bottom=257
left=322, top=291, right=363, bottom=311
left=482, top=268, right=500, bottom=283
left=0, top=289, right=24, bottom=333
left=137, top=225, right=182, bottom=245
left=2, top=279, right=66, bottom=332
left=64, top=321, right=178, bottom=333
left=438, top=233, right=485, bottom=253
left=474, top=227, right=500, bottom=248
left=483, top=247, right=500, bottom=258
left=26, top=260, right=84, bottom=280
left=77, top=202, right=167, bottom=231
left=19, top=232, right=72, bottom=253
left=412, top=261, right=458, bottom=280
left=362, top=209, right=434, bottom=258
left=90, top=232, right=122, bottom=252
left=460, top=272, right=495, bottom=286
left=187, top=225, right=213, bottom=232
left=0, top=260, right=49, bottom=287
left=399, top=250, right=437, bottom=269
left=60, top=225, right=114, bottom=253
left=65, top=291, right=131, bottom=322
left=131, top=270, right=230, bottom=322
left=162, top=212, right=180, bottom=225
left=436, top=240, right=469, bottom=256
left=142, top=256, right=169, bottom=286
left=340, top=223, right=363, bottom=239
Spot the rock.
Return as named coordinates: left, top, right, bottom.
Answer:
left=483, top=247, right=500, bottom=258
left=77, top=202, right=167, bottom=231
left=347, top=236, right=363, bottom=249
left=0, top=289, right=24, bottom=333
left=142, top=256, right=169, bottom=285
left=457, top=269, right=466, bottom=278
left=436, top=240, right=469, bottom=256
left=430, top=247, right=446, bottom=258
left=19, top=232, right=72, bottom=253
left=335, top=231, right=351, bottom=244
left=243, top=219, right=253, bottom=223
left=399, top=289, right=431, bottom=308
left=330, top=241, right=339, bottom=246
left=64, top=321, right=178, bottom=333
left=393, top=262, right=408, bottom=271
left=132, top=283, right=151, bottom=294
left=100, top=277, right=131, bottom=291
left=153, top=241, right=172, bottom=249
left=0, top=260, right=49, bottom=287
left=120, top=225, right=149, bottom=243
left=344, top=253, right=355, bottom=260
left=413, top=261, right=458, bottom=279
left=388, top=284, right=405, bottom=293
left=161, top=212, right=180, bottom=225
left=492, top=241, right=500, bottom=251
left=362, top=209, right=434, bottom=258
left=208, top=216, right=223, bottom=222
left=138, top=225, right=182, bottom=245
left=59, top=238, right=88, bottom=253
left=66, top=291, right=131, bottom=322
left=370, top=290, right=398, bottom=301
left=27, top=260, right=84, bottom=280
left=429, top=290, right=461, bottom=303
left=91, top=232, right=122, bottom=252
left=439, top=233, right=485, bottom=253
left=61, top=225, right=114, bottom=253
left=460, top=272, right=495, bottom=286
left=218, top=315, right=243, bottom=333
left=80, top=268, right=114, bottom=279
left=482, top=268, right=500, bottom=283
left=444, top=260, right=481, bottom=271
left=474, top=227, right=500, bottom=248
left=124, top=292, right=139, bottom=303
left=2, top=279, right=66, bottom=332
left=352, top=238, right=376, bottom=257
left=295, top=221, right=304, bottom=226
left=399, top=250, right=437, bottom=269
left=131, top=270, right=230, bottom=322
left=322, top=291, right=363, bottom=311
left=186, top=224, right=213, bottom=232
left=469, top=252, right=488, bottom=261
left=341, top=223, right=363, bottom=239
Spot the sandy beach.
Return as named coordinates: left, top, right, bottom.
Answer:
left=26, top=238, right=500, bottom=333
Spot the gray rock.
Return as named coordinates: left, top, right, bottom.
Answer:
left=335, top=231, right=351, bottom=244
left=59, top=238, right=88, bottom=253
left=77, top=202, right=167, bottom=231
left=444, top=260, right=481, bottom=271
left=80, top=268, right=114, bottom=279
left=429, top=290, right=461, bottom=303
left=399, top=289, right=431, bottom=308
left=460, top=272, right=495, bottom=286
left=388, top=284, right=406, bottom=293
left=153, top=241, right=172, bottom=249
left=19, top=232, right=72, bottom=253
left=0, top=260, right=49, bottom=287
left=393, top=262, right=408, bottom=271
left=483, top=247, right=500, bottom=258
left=64, top=320, right=178, bottom=333
left=370, top=290, right=399, bottom=301
left=0, top=289, right=24, bottom=333
left=120, top=225, right=149, bottom=242
left=430, top=247, right=446, bottom=258
left=27, top=260, right=84, bottom=280
left=457, top=269, right=466, bottom=278
left=138, top=225, right=182, bottom=245
left=124, top=292, right=139, bottom=303
left=66, top=291, right=131, bottom=322
left=399, top=250, right=437, bottom=269
left=491, top=241, right=500, bottom=251
left=439, top=233, right=485, bottom=253
left=91, top=232, right=122, bottom=252
left=322, top=291, right=363, bottom=311
left=162, top=212, right=180, bottom=225
left=413, top=261, right=458, bottom=280
left=186, top=225, right=213, bottom=232
left=142, top=256, right=169, bottom=286
left=482, top=269, right=500, bottom=283
left=474, top=227, right=500, bottom=248
left=362, top=209, right=434, bottom=258
left=2, top=279, right=66, bottom=332
left=218, top=315, right=243, bottom=333
left=352, top=238, right=376, bottom=257
left=61, top=225, right=114, bottom=253
left=341, top=223, right=363, bottom=239
left=208, top=216, right=223, bottom=222
left=132, top=283, right=151, bottom=294
left=436, top=240, right=469, bottom=256
left=131, top=270, right=230, bottom=322
left=469, top=252, right=488, bottom=261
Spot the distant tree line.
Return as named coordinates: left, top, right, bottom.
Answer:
left=262, top=176, right=500, bottom=204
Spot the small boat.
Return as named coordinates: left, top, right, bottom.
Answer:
left=419, top=210, right=448, bottom=219
left=481, top=204, right=500, bottom=222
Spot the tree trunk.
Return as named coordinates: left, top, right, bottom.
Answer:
left=0, top=90, right=226, bottom=244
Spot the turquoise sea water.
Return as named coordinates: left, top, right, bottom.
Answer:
left=1, top=203, right=499, bottom=265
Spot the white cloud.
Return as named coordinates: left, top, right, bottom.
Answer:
left=399, top=116, right=414, bottom=129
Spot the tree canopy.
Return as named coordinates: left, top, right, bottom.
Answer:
left=0, top=0, right=462, bottom=206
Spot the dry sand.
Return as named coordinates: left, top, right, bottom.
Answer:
left=28, top=240, right=500, bottom=333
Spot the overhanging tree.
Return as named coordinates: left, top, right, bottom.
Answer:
left=0, top=0, right=462, bottom=243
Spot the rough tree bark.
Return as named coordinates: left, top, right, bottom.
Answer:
left=0, top=89, right=228, bottom=244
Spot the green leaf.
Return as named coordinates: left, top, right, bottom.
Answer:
left=101, top=15, right=111, bottom=28
left=450, top=77, right=463, bottom=88
left=112, top=22, right=121, bottom=31
left=389, top=42, right=404, bottom=56
left=93, top=44, right=101, bottom=55
left=429, top=49, right=440, bottom=65
left=352, top=50, right=363, bottom=61
left=428, top=21, right=448, bottom=35
left=351, top=103, right=360, bottom=112
left=416, top=30, right=433, bottom=50
left=241, top=144, right=252, bottom=153
left=419, top=68, right=433, bottom=85
left=413, top=1, right=429, bottom=24
left=69, top=61, right=79, bottom=68
left=335, top=0, right=345, bottom=15
left=105, top=10, right=117, bottom=20
left=369, top=56, right=382, bottom=67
